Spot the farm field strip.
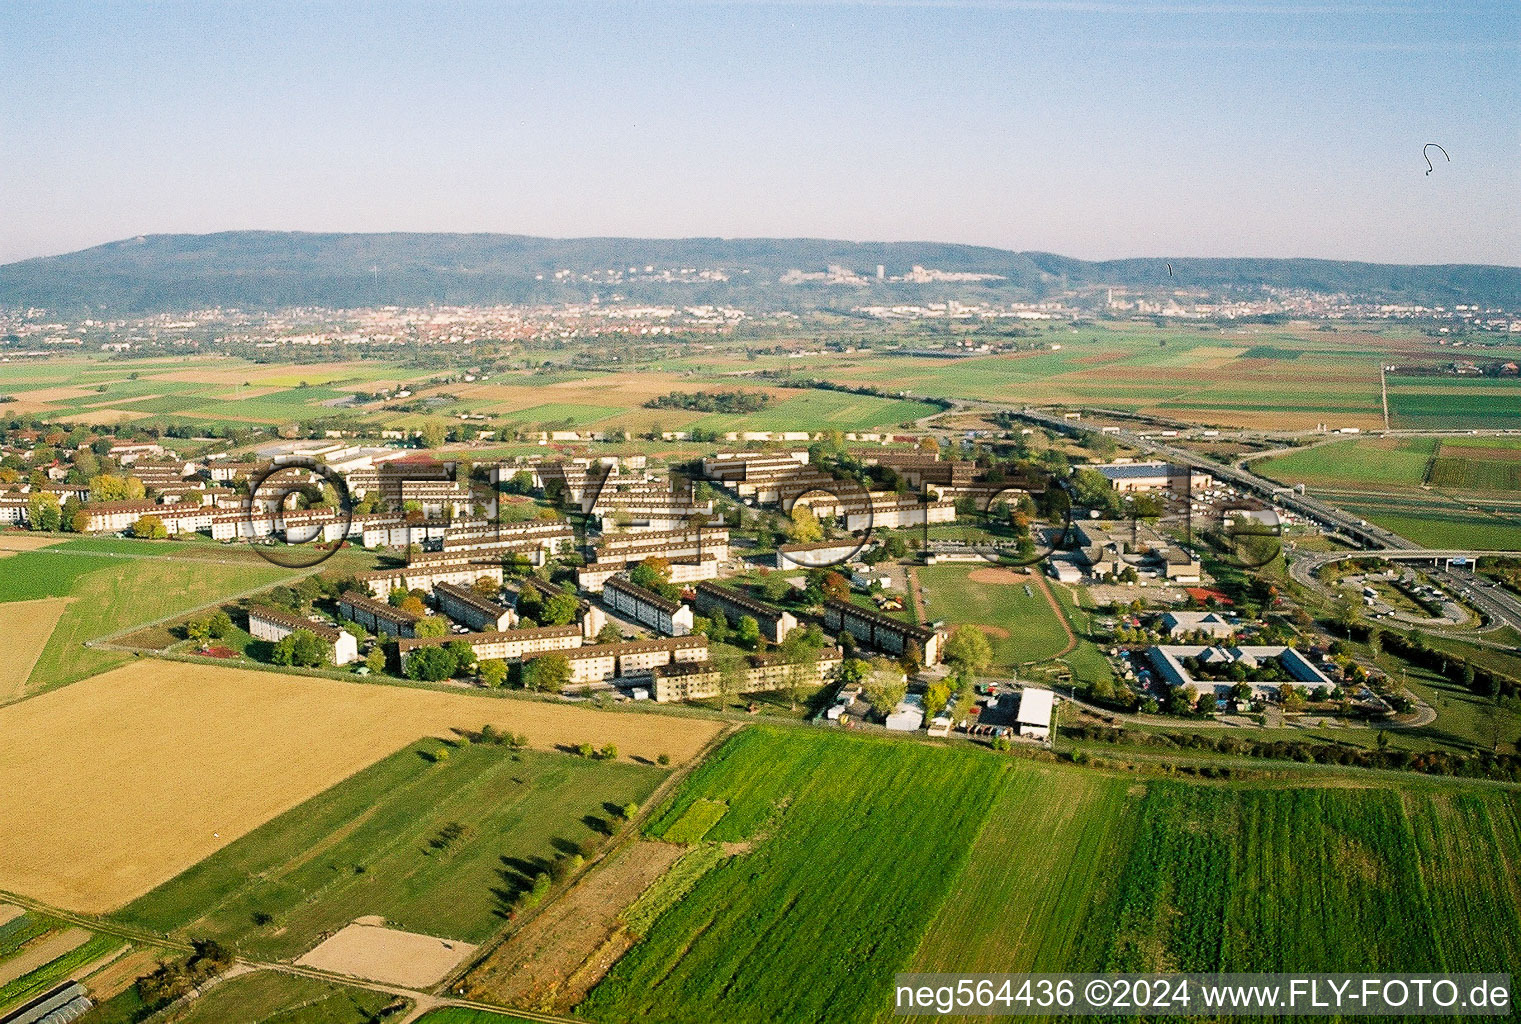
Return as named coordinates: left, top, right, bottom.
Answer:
left=0, top=660, right=719, bottom=913
left=572, top=729, right=1521, bottom=1024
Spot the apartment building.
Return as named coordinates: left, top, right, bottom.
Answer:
left=395, top=624, right=583, bottom=672
left=823, top=597, right=944, bottom=666
left=602, top=575, right=694, bottom=636
left=526, top=635, right=709, bottom=686
left=337, top=591, right=421, bottom=638
left=693, top=581, right=797, bottom=643
left=434, top=581, right=515, bottom=631
left=246, top=605, right=359, bottom=665
left=651, top=647, right=843, bottom=703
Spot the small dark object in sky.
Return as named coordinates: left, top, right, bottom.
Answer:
left=1423, top=143, right=1450, bottom=175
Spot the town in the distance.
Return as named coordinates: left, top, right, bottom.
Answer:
left=2, top=242, right=1520, bottom=1024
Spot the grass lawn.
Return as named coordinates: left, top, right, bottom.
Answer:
left=414, top=1010, right=544, bottom=1024
left=0, top=552, right=110, bottom=601
left=23, top=556, right=297, bottom=694
left=916, top=564, right=1071, bottom=669
left=113, top=741, right=666, bottom=960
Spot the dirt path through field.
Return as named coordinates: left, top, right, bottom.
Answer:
left=1029, top=572, right=1078, bottom=659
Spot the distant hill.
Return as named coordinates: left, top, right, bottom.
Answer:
left=1, top=231, right=1516, bottom=313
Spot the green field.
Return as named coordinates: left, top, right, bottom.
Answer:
left=15, top=551, right=297, bottom=694
left=1255, top=437, right=1437, bottom=489
left=696, top=390, right=941, bottom=432
left=916, top=564, right=1071, bottom=669
left=580, top=728, right=1010, bottom=1024
left=577, top=728, right=1521, bottom=1024
left=1389, top=378, right=1521, bottom=430
left=0, top=551, right=112, bottom=601
left=114, top=740, right=665, bottom=960
left=85, top=969, right=400, bottom=1024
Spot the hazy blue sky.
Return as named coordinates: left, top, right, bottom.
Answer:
left=1, top=1, right=1516, bottom=265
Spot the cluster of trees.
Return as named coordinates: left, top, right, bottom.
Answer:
left=131, top=514, right=168, bottom=539
left=1360, top=625, right=1521, bottom=701
left=404, top=639, right=480, bottom=681
left=692, top=608, right=762, bottom=649
left=515, top=581, right=581, bottom=627
left=135, top=940, right=234, bottom=1010
left=270, top=628, right=332, bottom=668
left=627, top=557, right=681, bottom=602
left=644, top=390, right=771, bottom=413
left=184, top=611, right=234, bottom=644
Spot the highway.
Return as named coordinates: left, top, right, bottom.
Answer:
left=1003, top=407, right=1521, bottom=636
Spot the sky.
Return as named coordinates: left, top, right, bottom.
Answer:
left=1, top=1, right=1517, bottom=266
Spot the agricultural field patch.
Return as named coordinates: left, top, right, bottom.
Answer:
left=1388, top=377, right=1521, bottom=430
left=117, top=739, right=662, bottom=961
left=0, top=552, right=113, bottom=602
left=696, top=389, right=941, bottom=432
left=577, top=728, right=1521, bottom=1024
left=463, top=840, right=686, bottom=1011
left=579, top=728, right=1010, bottom=1024
left=1255, top=437, right=1437, bottom=489
left=0, top=660, right=716, bottom=914
left=0, top=597, right=72, bottom=704
left=125, top=969, right=399, bottom=1024
left=295, top=922, right=476, bottom=987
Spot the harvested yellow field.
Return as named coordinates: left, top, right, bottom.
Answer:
left=296, top=921, right=475, bottom=987
left=0, top=598, right=73, bottom=703
left=0, top=535, right=64, bottom=552
left=0, top=661, right=721, bottom=912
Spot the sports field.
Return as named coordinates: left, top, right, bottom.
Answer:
left=577, top=728, right=1521, bottom=1024
left=0, top=660, right=720, bottom=913
left=915, top=564, right=1073, bottom=669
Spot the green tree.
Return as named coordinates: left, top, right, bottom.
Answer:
left=364, top=646, right=387, bottom=674
left=405, top=645, right=458, bottom=681
left=862, top=659, right=908, bottom=717
left=131, top=514, right=168, bottom=539
left=540, top=593, right=580, bottom=626
left=943, top=626, right=993, bottom=676
left=761, top=572, right=791, bottom=603
left=27, top=491, right=60, bottom=532
left=789, top=504, right=824, bottom=543
left=595, top=622, right=624, bottom=644
left=479, top=658, right=509, bottom=687
left=736, top=615, right=761, bottom=649
left=446, top=639, right=477, bottom=676
left=271, top=628, right=330, bottom=668
left=523, top=651, right=571, bottom=692
left=412, top=615, right=448, bottom=638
